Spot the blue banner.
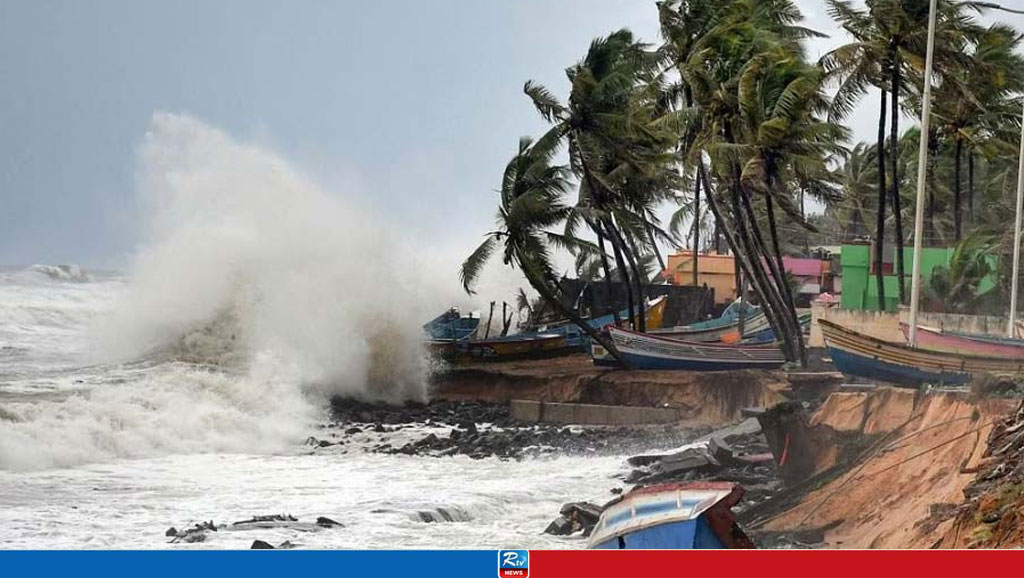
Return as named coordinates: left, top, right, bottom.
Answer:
left=0, top=550, right=508, bottom=578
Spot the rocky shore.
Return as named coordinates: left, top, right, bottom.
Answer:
left=321, top=398, right=706, bottom=460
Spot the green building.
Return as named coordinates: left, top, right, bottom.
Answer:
left=839, top=244, right=997, bottom=311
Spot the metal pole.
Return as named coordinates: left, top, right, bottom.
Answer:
left=1009, top=98, right=1024, bottom=337
left=907, top=0, right=938, bottom=346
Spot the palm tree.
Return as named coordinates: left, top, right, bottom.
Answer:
left=833, top=143, right=879, bottom=240
left=932, top=23, right=1024, bottom=240
left=667, top=0, right=826, bottom=362
left=524, top=30, right=676, bottom=332
left=460, top=137, right=626, bottom=364
left=735, top=52, right=849, bottom=359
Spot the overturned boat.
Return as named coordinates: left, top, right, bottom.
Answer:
left=588, top=482, right=755, bottom=549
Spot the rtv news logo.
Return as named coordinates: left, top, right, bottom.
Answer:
left=498, top=550, right=529, bottom=578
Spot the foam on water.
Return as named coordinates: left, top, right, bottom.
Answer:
left=0, top=113, right=635, bottom=549
left=0, top=452, right=626, bottom=549
left=0, top=113, right=464, bottom=471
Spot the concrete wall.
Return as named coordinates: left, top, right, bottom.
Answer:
left=510, top=399, right=687, bottom=425
left=809, top=304, right=1010, bottom=347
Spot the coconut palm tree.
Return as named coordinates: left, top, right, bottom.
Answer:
left=823, top=0, right=984, bottom=307
left=666, top=0, right=827, bottom=362
left=932, top=23, right=1024, bottom=241
left=833, top=143, right=879, bottom=239
left=460, top=137, right=626, bottom=364
left=524, top=30, right=677, bottom=332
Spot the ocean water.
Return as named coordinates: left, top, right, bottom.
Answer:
left=0, top=114, right=639, bottom=549
left=0, top=266, right=635, bottom=549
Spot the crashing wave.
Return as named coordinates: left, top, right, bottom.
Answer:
left=28, top=264, right=93, bottom=282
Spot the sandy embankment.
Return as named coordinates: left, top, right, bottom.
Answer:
left=758, top=388, right=1015, bottom=548
left=430, top=354, right=789, bottom=427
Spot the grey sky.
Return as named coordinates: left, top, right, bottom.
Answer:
left=2, top=1, right=1022, bottom=268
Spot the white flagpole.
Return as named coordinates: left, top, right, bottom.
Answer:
left=907, top=0, right=938, bottom=346
left=1008, top=98, right=1024, bottom=337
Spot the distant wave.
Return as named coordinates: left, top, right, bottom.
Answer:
left=28, top=264, right=93, bottom=283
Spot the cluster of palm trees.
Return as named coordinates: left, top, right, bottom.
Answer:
left=461, top=0, right=1024, bottom=367
left=823, top=0, right=1024, bottom=307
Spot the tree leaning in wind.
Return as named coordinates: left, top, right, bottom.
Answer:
left=523, top=30, right=678, bottom=333
left=823, top=0, right=993, bottom=309
left=659, top=0, right=834, bottom=364
left=460, top=137, right=627, bottom=365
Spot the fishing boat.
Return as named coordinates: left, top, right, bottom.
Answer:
left=899, top=323, right=1024, bottom=358
left=821, top=319, right=1024, bottom=387
left=532, top=296, right=668, bottom=350
left=588, top=482, right=755, bottom=549
left=592, top=326, right=785, bottom=371
left=422, top=308, right=480, bottom=341
left=460, top=333, right=567, bottom=361
left=742, top=311, right=812, bottom=344
left=649, top=300, right=762, bottom=343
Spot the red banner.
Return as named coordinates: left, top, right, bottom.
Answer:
left=530, top=550, right=1024, bottom=578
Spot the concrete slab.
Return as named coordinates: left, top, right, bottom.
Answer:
left=509, top=399, right=684, bottom=425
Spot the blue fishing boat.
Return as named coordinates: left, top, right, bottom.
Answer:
left=423, top=308, right=480, bottom=341
left=592, top=326, right=785, bottom=371
left=820, top=319, right=1024, bottom=387
left=588, top=482, right=755, bottom=549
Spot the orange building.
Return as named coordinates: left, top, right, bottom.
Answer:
left=662, top=251, right=737, bottom=304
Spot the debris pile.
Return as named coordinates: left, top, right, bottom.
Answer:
left=623, top=419, right=781, bottom=510
left=945, top=398, right=1024, bottom=548
left=542, top=418, right=785, bottom=541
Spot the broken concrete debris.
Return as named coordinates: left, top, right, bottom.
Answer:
left=543, top=502, right=602, bottom=537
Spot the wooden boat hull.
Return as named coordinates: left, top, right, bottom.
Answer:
left=593, top=327, right=785, bottom=371
left=821, top=319, right=1024, bottom=387
left=900, top=323, right=1024, bottom=358
left=461, top=333, right=567, bottom=360
left=652, top=310, right=770, bottom=343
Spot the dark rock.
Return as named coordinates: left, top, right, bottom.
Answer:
left=558, top=502, right=602, bottom=536
left=416, top=507, right=467, bottom=523
left=316, top=517, right=344, bottom=528
left=544, top=516, right=574, bottom=536
left=165, top=527, right=177, bottom=537
left=251, top=540, right=275, bottom=549
left=232, top=514, right=297, bottom=526
left=791, top=527, right=825, bottom=544
left=373, top=423, right=387, bottom=433
left=983, top=512, right=1001, bottom=524
left=277, top=541, right=296, bottom=549
left=344, top=427, right=362, bottom=435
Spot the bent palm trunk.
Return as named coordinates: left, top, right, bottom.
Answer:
left=520, top=259, right=629, bottom=368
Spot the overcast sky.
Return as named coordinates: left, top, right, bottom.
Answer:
left=2, top=1, right=1023, bottom=268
